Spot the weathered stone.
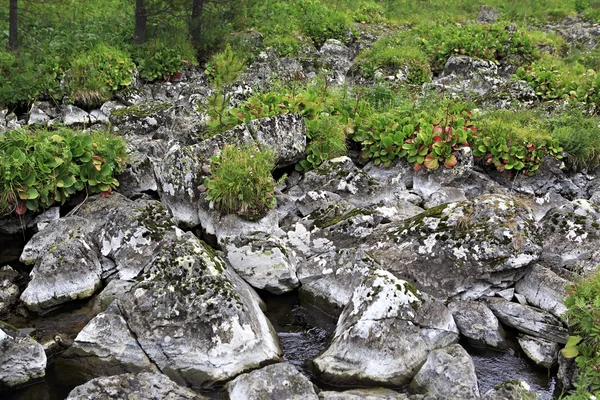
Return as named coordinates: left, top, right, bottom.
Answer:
left=29, top=206, right=60, bottom=232
left=227, top=363, right=318, bottom=400
left=313, top=269, right=458, bottom=386
left=319, top=388, right=408, bottom=399
left=119, top=231, right=281, bottom=389
left=66, top=372, right=205, bottom=400
left=62, top=105, right=90, bottom=125
left=482, top=380, right=538, bottom=400
left=410, top=344, right=480, bottom=399
left=28, top=103, right=50, bottom=126
left=517, top=334, right=559, bottom=368
left=514, top=264, right=571, bottom=319
left=0, top=327, right=46, bottom=389
left=539, top=199, right=600, bottom=278
left=447, top=300, right=508, bottom=349
left=247, top=113, right=307, bottom=167
left=0, top=266, right=20, bottom=318
left=319, top=39, right=355, bottom=84
left=478, top=5, right=500, bottom=23
left=89, top=109, right=109, bottom=124
left=62, top=301, right=158, bottom=380
left=224, top=232, right=299, bottom=294
left=527, top=191, right=571, bottom=221
left=429, top=56, right=507, bottom=97
left=368, top=194, right=540, bottom=300
left=108, top=101, right=173, bottom=136
left=298, top=248, right=380, bottom=318
left=485, top=297, right=568, bottom=344
left=117, top=153, right=158, bottom=198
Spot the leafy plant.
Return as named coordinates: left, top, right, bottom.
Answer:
left=299, top=0, right=351, bottom=47
left=0, top=127, right=127, bottom=216
left=135, top=38, right=196, bottom=82
left=205, top=144, right=282, bottom=221
left=297, top=116, right=347, bottom=172
left=562, top=272, right=600, bottom=398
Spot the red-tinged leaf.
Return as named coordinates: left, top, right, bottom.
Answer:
left=433, top=136, right=443, bottom=143
left=413, top=163, right=423, bottom=172
left=465, top=110, right=473, bottom=118
left=466, top=125, right=477, bottom=132
left=101, top=188, right=112, bottom=198
left=526, top=143, right=533, bottom=148
left=528, top=146, right=536, bottom=152
left=444, top=155, right=458, bottom=168
left=462, top=141, right=470, bottom=146
left=445, top=126, right=453, bottom=134
left=15, top=202, right=27, bottom=215
left=433, top=126, right=443, bottom=134
left=92, top=155, right=105, bottom=162
left=424, top=155, right=439, bottom=170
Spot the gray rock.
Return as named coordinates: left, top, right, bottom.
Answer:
left=224, top=232, right=299, bottom=294
left=429, top=56, right=507, bottom=97
left=119, top=231, right=281, bottom=389
left=447, top=300, right=508, bottom=349
left=313, top=269, right=458, bottom=386
left=28, top=103, right=50, bottom=126
left=100, top=101, right=126, bottom=116
left=0, top=327, right=47, bottom=389
left=93, top=279, right=135, bottom=311
left=62, top=105, right=90, bottom=125
left=368, top=194, right=541, bottom=300
left=0, top=266, right=20, bottom=318
left=319, top=388, right=408, bottom=399
left=298, top=248, right=380, bottom=318
left=550, top=16, right=600, bottom=50
left=319, top=39, right=355, bottom=84
left=89, top=109, right=109, bottom=124
left=20, top=219, right=102, bottom=313
left=117, top=153, right=158, bottom=198
left=62, top=301, right=158, bottom=379
left=247, top=113, right=307, bottom=167
left=482, top=380, right=538, bottom=400
left=100, top=199, right=176, bottom=280
left=527, top=191, right=570, bottom=221
left=410, top=344, right=480, bottom=399
left=108, top=101, right=172, bottom=136
left=539, top=199, right=600, bottom=278
left=485, top=297, right=568, bottom=344
left=557, top=351, right=577, bottom=392
left=497, top=288, right=514, bottom=301
left=514, top=264, right=571, bottom=319
left=66, top=372, right=204, bottom=400
left=517, top=334, right=559, bottom=368
left=227, top=363, right=318, bottom=400
left=478, top=5, right=500, bottom=23
left=30, top=206, right=60, bottom=232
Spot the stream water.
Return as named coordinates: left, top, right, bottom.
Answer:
left=4, top=288, right=559, bottom=399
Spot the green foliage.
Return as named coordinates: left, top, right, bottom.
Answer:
left=297, top=116, right=347, bottom=172
left=66, top=44, right=135, bottom=107
left=263, top=36, right=302, bottom=57
left=352, top=2, right=386, bottom=23
left=0, top=127, right=127, bottom=216
left=515, top=56, right=584, bottom=100
left=205, top=144, right=281, bottom=221
left=418, top=23, right=540, bottom=72
left=299, top=0, right=352, bottom=47
left=135, top=38, right=197, bottom=82
left=563, top=272, right=600, bottom=398
left=470, top=110, right=563, bottom=176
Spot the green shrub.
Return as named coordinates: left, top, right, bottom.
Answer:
left=352, top=2, right=386, bottom=23
left=299, top=0, right=351, bottom=47
left=0, top=127, right=127, bottom=216
left=515, top=56, right=584, bottom=101
left=263, top=36, right=302, bottom=57
left=65, top=44, right=135, bottom=107
left=562, top=272, right=600, bottom=398
left=135, top=38, right=197, bottom=82
left=205, top=144, right=281, bottom=221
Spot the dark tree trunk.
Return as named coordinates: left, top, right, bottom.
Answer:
left=9, top=0, right=18, bottom=51
left=190, top=0, right=204, bottom=48
left=133, top=0, right=147, bottom=44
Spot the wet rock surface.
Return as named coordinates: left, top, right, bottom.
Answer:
left=0, top=327, right=46, bottom=389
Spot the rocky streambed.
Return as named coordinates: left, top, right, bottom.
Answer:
left=3, top=22, right=600, bottom=399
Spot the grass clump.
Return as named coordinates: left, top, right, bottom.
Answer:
left=205, top=144, right=282, bottom=221
left=562, top=272, right=600, bottom=398
left=0, top=127, right=127, bottom=216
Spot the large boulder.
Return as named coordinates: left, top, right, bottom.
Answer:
left=446, top=300, right=508, bottom=349
left=0, top=327, right=47, bottom=389
left=66, top=372, right=205, bottom=400
left=517, top=334, right=559, bottom=368
left=62, top=301, right=159, bottom=380
left=313, top=269, right=459, bottom=386
left=429, top=56, right=506, bottom=97
left=119, top=231, right=281, bottom=389
left=409, top=344, right=480, bottom=399
left=514, top=264, right=570, bottom=319
left=538, top=199, right=600, bottom=278
left=368, top=194, right=541, bottom=300
left=246, top=113, right=307, bottom=167
left=19, top=218, right=102, bottom=313
left=227, top=363, right=318, bottom=400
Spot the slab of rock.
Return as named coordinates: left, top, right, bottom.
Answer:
left=20, top=219, right=102, bottom=313
left=224, top=232, right=299, bottom=294
left=539, top=199, right=600, bottom=278
left=62, top=301, right=158, bottom=380
left=319, top=388, right=408, bottom=399
left=514, top=264, right=570, bottom=319
left=485, top=297, right=568, bottom=344
left=430, top=56, right=507, bottom=97
left=0, top=266, right=20, bottom=318
left=62, top=105, right=90, bottom=125
left=66, top=372, right=205, bottom=400
left=319, top=39, right=355, bottom=84
left=313, top=269, right=458, bottom=386
left=119, top=231, right=281, bottom=389
left=247, top=113, right=307, bottom=167
left=0, top=327, right=46, bottom=389
left=482, top=380, right=538, bottom=400
left=447, top=300, right=508, bottom=349
left=227, top=363, right=318, bottom=400
left=410, top=344, right=480, bottom=399
left=517, top=334, right=559, bottom=368
left=368, top=194, right=541, bottom=300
